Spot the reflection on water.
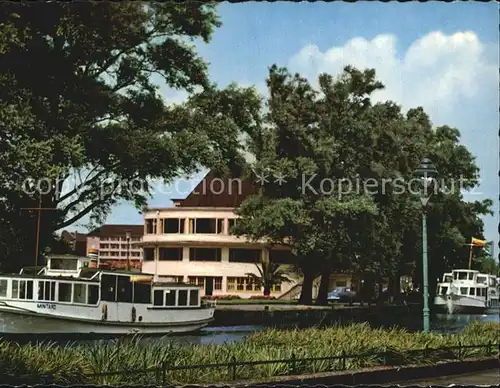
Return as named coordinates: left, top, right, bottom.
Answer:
left=1, top=312, right=498, bottom=347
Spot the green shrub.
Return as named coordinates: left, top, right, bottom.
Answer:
left=0, top=321, right=498, bottom=385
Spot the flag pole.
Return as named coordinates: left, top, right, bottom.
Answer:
left=468, top=237, right=473, bottom=270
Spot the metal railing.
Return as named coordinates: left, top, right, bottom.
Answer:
left=5, top=341, right=498, bottom=385
left=79, top=341, right=500, bottom=385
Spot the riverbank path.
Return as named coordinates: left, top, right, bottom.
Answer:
left=392, top=369, right=499, bottom=385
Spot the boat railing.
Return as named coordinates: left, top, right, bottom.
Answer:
left=19, top=266, right=46, bottom=276
left=202, top=299, right=217, bottom=308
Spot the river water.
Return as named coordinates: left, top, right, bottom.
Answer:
left=3, top=311, right=496, bottom=347
left=163, top=312, right=500, bottom=346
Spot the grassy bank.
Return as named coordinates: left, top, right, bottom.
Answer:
left=0, top=321, right=498, bottom=385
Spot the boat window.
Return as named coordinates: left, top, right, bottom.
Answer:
left=476, top=276, right=487, bottom=284
left=101, top=274, right=117, bottom=302
left=460, top=287, right=467, bottom=295
left=165, top=290, right=176, bottom=306
left=58, top=282, right=72, bottom=302
left=458, top=272, right=468, bottom=280
left=489, top=277, right=497, bottom=287
left=50, top=258, right=78, bottom=271
left=19, top=280, right=33, bottom=300
left=189, top=289, right=199, bottom=306
left=468, top=273, right=474, bottom=280
left=88, top=285, right=99, bottom=304
left=133, top=282, right=151, bottom=304
left=440, top=286, right=448, bottom=295
left=469, top=288, right=475, bottom=296
left=26, top=281, right=33, bottom=299
left=38, top=281, right=56, bottom=301
left=116, top=276, right=133, bottom=303
left=12, top=280, right=19, bottom=298
left=153, top=289, right=163, bottom=306
left=178, top=289, right=188, bottom=306
left=444, top=275, right=452, bottom=282
left=0, top=280, right=7, bottom=297
left=476, top=288, right=482, bottom=296
left=73, top=283, right=87, bottom=303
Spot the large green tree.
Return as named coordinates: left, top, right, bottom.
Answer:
left=0, top=2, right=261, bottom=269
left=234, top=65, right=492, bottom=305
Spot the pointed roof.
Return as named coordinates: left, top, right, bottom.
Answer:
left=172, top=170, right=260, bottom=208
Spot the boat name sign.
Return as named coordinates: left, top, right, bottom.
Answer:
left=37, top=303, right=56, bottom=310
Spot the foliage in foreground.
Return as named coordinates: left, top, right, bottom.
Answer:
left=0, top=321, right=498, bottom=385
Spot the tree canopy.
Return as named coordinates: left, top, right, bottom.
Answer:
left=233, top=65, right=492, bottom=305
left=0, top=2, right=261, bottom=269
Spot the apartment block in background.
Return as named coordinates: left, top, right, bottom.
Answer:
left=87, top=224, right=144, bottom=270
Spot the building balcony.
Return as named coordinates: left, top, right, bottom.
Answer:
left=138, top=233, right=266, bottom=247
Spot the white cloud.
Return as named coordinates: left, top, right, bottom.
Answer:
left=288, top=31, right=497, bottom=125
left=288, top=30, right=499, bottom=247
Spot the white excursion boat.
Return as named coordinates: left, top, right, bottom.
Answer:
left=434, top=269, right=499, bottom=314
left=0, top=255, right=216, bottom=335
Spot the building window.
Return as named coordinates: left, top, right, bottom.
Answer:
left=214, top=277, right=222, bottom=291
left=229, top=248, right=261, bottom=263
left=143, top=248, right=154, bottom=261
left=101, top=244, right=109, bottom=249
left=145, top=219, right=157, bottom=234
left=189, top=248, right=221, bottom=262
left=159, top=248, right=183, bottom=261
left=228, top=219, right=237, bottom=234
left=164, top=275, right=183, bottom=283
left=188, top=276, right=205, bottom=288
left=163, top=218, right=185, bottom=234
left=271, top=283, right=282, bottom=293
left=188, top=218, right=225, bottom=234
left=269, top=250, right=295, bottom=264
left=227, top=277, right=259, bottom=292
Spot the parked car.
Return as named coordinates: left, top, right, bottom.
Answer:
left=327, top=287, right=357, bottom=303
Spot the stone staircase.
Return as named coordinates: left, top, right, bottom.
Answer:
left=278, top=276, right=322, bottom=300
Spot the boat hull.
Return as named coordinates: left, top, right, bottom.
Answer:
left=434, top=295, right=489, bottom=315
left=0, top=307, right=214, bottom=335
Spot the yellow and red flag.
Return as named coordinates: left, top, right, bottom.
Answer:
left=471, top=237, right=487, bottom=247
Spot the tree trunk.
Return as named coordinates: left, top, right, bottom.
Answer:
left=315, top=267, right=331, bottom=306
left=299, top=266, right=315, bottom=305
left=264, top=285, right=271, bottom=296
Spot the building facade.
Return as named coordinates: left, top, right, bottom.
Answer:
left=87, top=224, right=144, bottom=270
left=140, top=171, right=299, bottom=298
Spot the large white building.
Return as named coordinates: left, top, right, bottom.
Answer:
left=140, top=171, right=299, bottom=298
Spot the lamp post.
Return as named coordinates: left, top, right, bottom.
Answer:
left=126, top=232, right=131, bottom=271
left=413, top=157, right=438, bottom=333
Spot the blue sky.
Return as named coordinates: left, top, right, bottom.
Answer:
left=70, top=2, right=499, bottom=256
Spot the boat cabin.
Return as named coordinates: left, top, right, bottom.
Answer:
left=451, top=269, right=479, bottom=283
left=0, top=269, right=203, bottom=309
left=438, top=283, right=488, bottom=297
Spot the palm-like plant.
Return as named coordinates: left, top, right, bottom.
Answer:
left=246, top=256, right=293, bottom=296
